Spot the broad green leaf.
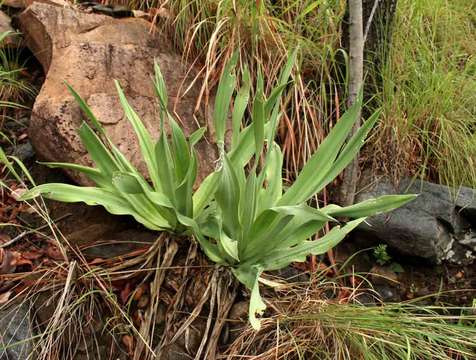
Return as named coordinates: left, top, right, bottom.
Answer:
left=175, top=150, right=197, bottom=217
left=264, top=84, right=288, bottom=117
left=218, top=228, right=239, bottom=263
left=40, top=162, right=107, bottom=187
left=155, top=125, right=176, bottom=203
left=268, top=219, right=326, bottom=251
left=231, top=67, right=251, bottom=149
left=309, top=110, right=380, bottom=193
left=176, top=213, right=224, bottom=264
left=262, top=218, right=365, bottom=271
left=213, top=52, right=238, bottom=145
left=189, top=127, right=206, bottom=146
left=20, top=183, right=165, bottom=230
left=66, top=83, right=106, bottom=136
left=241, top=211, right=293, bottom=260
left=322, top=194, right=417, bottom=218
left=279, top=94, right=363, bottom=205
left=242, top=204, right=334, bottom=261
left=193, top=120, right=272, bottom=217
left=193, top=172, right=220, bottom=217
left=239, top=172, right=257, bottom=246
left=229, top=121, right=272, bottom=168
left=115, top=80, right=160, bottom=190
left=252, top=93, right=265, bottom=161
left=257, top=143, right=283, bottom=212
left=169, top=115, right=191, bottom=183
left=111, top=171, right=177, bottom=225
left=278, top=48, right=298, bottom=87
left=112, top=171, right=144, bottom=194
left=78, top=122, right=119, bottom=178
left=215, top=155, right=241, bottom=236
left=269, top=204, right=335, bottom=222
left=231, top=266, right=265, bottom=331
left=153, top=60, right=168, bottom=111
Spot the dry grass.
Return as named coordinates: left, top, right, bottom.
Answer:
left=224, top=273, right=476, bottom=359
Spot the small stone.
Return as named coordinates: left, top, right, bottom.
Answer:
left=228, top=301, right=248, bottom=321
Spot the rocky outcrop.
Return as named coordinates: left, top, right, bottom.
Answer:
left=17, top=2, right=217, bottom=185
left=355, top=177, right=476, bottom=264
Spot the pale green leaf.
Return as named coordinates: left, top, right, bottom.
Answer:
left=115, top=80, right=160, bottom=190
left=214, top=52, right=238, bottom=145
left=231, top=266, right=266, bottom=331
left=189, top=127, right=206, bottom=146
left=231, top=67, right=251, bottom=149
left=261, top=218, right=365, bottom=271
left=322, top=194, right=417, bottom=218
left=279, top=94, right=363, bottom=205
left=78, top=122, right=119, bottom=178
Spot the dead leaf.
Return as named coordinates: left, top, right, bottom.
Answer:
left=120, top=282, right=131, bottom=304
left=10, top=251, right=33, bottom=268
left=10, top=188, right=27, bottom=201
left=89, top=257, right=105, bottom=265
left=132, top=284, right=146, bottom=301
left=0, top=291, right=12, bottom=304
left=46, top=246, right=64, bottom=260
left=0, top=249, right=16, bottom=274
left=122, top=335, right=134, bottom=355
left=137, top=294, right=149, bottom=309
left=22, top=250, right=43, bottom=260
left=0, top=233, right=11, bottom=245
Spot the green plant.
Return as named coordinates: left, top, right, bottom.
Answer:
left=368, top=0, right=476, bottom=188
left=20, top=62, right=206, bottom=233
left=373, top=244, right=391, bottom=266
left=0, top=31, right=35, bottom=107
left=20, top=53, right=416, bottom=330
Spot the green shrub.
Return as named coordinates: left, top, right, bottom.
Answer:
left=21, top=52, right=416, bottom=330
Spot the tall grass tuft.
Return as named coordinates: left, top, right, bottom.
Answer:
left=367, top=0, right=476, bottom=188
left=225, top=272, right=476, bottom=359
left=115, top=0, right=348, bottom=179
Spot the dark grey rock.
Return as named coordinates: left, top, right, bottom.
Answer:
left=12, top=141, right=35, bottom=162
left=355, top=177, right=476, bottom=265
left=0, top=302, right=34, bottom=360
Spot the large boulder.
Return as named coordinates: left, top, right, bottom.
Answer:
left=354, top=177, right=476, bottom=264
left=16, top=3, right=217, bottom=185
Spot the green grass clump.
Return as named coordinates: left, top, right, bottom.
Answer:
left=229, top=303, right=476, bottom=359
left=368, top=0, right=476, bottom=188
left=226, top=272, right=476, bottom=359
left=0, top=31, right=36, bottom=128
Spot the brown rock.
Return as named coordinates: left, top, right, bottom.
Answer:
left=17, top=3, right=217, bottom=185
left=2, top=0, right=68, bottom=9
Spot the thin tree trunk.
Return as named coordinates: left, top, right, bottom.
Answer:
left=339, top=0, right=364, bottom=206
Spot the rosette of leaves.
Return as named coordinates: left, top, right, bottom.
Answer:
left=21, top=52, right=416, bottom=330
left=192, top=52, right=416, bottom=330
